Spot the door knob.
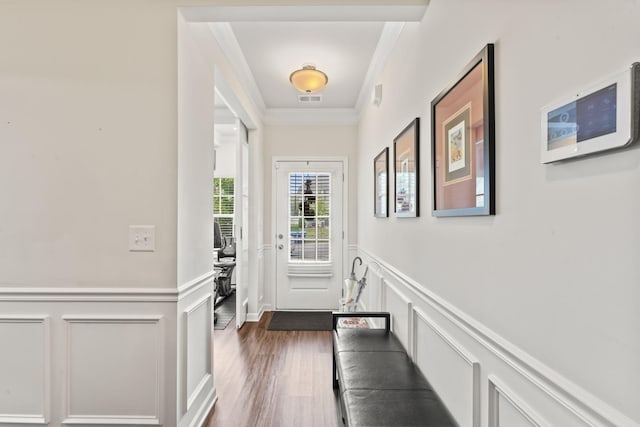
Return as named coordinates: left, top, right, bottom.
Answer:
left=278, top=244, right=284, bottom=250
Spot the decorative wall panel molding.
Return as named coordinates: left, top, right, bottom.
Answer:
left=412, top=308, right=480, bottom=427
left=356, top=246, right=632, bottom=427
left=62, top=315, right=165, bottom=425
left=382, top=281, right=413, bottom=351
left=363, top=265, right=384, bottom=312
left=0, top=291, right=182, bottom=427
left=0, top=316, right=50, bottom=425
left=489, top=375, right=548, bottom=427
left=176, top=275, right=215, bottom=427
left=183, top=295, right=213, bottom=412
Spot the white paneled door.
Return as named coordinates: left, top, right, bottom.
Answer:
left=275, top=161, right=343, bottom=310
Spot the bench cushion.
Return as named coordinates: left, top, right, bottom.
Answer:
left=333, top=328, right=405, bottom=353
left=343, top=389, right=457, bottom=427
left=332, top=312, right=457, bottom=427
left=336, top=351, right=432, bottom=391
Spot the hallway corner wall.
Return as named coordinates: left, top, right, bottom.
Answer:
left=356, top=0, right=640, bottom=424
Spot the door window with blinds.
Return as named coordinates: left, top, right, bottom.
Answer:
left=288, top=173, right=331, bottom=262
left=214, top=177, right=235, bottom=238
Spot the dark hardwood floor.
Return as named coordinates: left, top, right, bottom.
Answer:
left=203, top=312, right=340, bottom=427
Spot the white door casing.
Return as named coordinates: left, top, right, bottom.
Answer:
left=235, top=120, right=248, bottom=328
left=274, top=160, right=345, bottom=310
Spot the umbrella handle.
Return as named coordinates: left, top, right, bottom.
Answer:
left=350, top=256, right=362, bottom=278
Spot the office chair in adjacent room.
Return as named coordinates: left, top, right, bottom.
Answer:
left=214, top=221, right=236, bottom=301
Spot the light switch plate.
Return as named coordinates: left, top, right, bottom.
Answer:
left=129, top=225, right=156, bottom=252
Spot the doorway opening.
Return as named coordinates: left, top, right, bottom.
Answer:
left=213, top=86, right=250, bottom=329
left=274, top=159, right=347, bottom=311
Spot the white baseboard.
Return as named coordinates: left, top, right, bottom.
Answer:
left=247, top=304, right=267, bottom=322
left=187, top=388, right=216, bottom=427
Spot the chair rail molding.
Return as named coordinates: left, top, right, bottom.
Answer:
left=0, top=287, right=178, bottom=302
left=178, top=270, right=216, bottom=301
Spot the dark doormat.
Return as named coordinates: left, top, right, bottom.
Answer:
left=267, top=311, right=333, bottom=331
left=214, top=291, right=236, bottom=330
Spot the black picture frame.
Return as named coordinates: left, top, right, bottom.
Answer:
left=431, top=43, right=495, bottom=217
left=394, top=118, right=420, bottom=217
left=374, top=147, right=389, bottom=217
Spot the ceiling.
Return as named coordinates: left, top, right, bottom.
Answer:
left=202, top=3, right=429, bottom=125
left=230, top=21, right=385, bottom=110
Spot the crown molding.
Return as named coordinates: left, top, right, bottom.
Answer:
left=208, top=23, right=267, bottom=115
left=182, top=4, right=428, bottom=23
left=206, top=6, right=424, bottom=126
left=209, top=23, right=360, bottom=126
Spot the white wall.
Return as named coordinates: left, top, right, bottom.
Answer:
left=357, top=0, right=640, bottom=425
left=177, top=13, right=218, bottom=427
left=0, top=2, right=264, bottom=426
left=172, top=10, right=266, bottom=427
left=0, top=0, right=178, bottom=289
left=177, top=13, right=216, bottom=289
left=0, top=1, right=184, bottom=423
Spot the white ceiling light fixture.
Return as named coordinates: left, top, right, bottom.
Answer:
left=289, top=64, right=328, bottom=93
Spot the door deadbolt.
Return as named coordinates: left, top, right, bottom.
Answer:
left=278, top=234, right=284, bottom=239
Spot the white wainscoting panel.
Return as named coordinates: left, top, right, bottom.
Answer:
left=0, top=289, right=179, bottom=427
left=362, top=265, right=383, bottom=312
left=413, top=308, right=480, bottom=427
left=489, top=375, right=549, bottom=427
left=176, top=275, right=215, bottom=427
left=62, top=315, right=164, bottom=425
left=382, top=281, right=412, bottom=350
left=355, top=247, right=636, bottom=427
left=0, top=316, right=50, bottom=424
left=183, top=295, right=213, bottom=412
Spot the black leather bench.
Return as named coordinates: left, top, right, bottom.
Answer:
left=332, top=312, right=457, bottom=427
